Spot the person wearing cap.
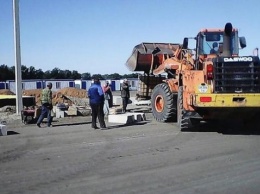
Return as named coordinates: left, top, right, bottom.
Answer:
left=36, top=82, right=53, bottom=127
left=121, top=79, right=130, bottom=113
left=88, top=78, right=106, bottom=129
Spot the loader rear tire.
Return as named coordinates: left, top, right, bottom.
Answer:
left=151, top=83, right=177, bottom=122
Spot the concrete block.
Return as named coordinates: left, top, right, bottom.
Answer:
left=65, top=106, right=78, bottom=116
left=52, top=106, right=57, bottom=113
left=129, top=97, right=136, bottom=104
left=109, top=107, right=123, bottom=115
left=112, top=96, right=136, bottom=106
left=133, top=100, right=151, bottom=106
left=56, top=109, right=65, bottom=118
left=0, top=124, right=7, bottom=136
left=113, top=96, right=122, bottom=106
left=108, top=114, right=135, bottom=124
left=126, top=113, right=146, bottom=122
left=65, top=109, right=77, bottom=116
left=77, top=109, right=91, bottom=116
left=56, top=104, right=67, bottom=111
left=68, top=106, right=77, bottom=111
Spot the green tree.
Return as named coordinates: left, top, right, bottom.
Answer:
left=50, top=67, right=62, bottom=79
left=43, top=70, right=51, bottom=79
left=21, top=65, right=29, bottom=79
left=107, top=73, right=121, bottom=80
left=64, top=70, right=72, bottom=79
left=0, top=65, right=15, bottom=80
left=81, top=72, right=91, bottom=80
left=28, top=66, right=37, bottom=79
left=0, top=64, right=140, bottom=81
left=35, top=69, right=44, bottom=79
left=71, top=70, right=81, bottom=79
left=91, top=74, right=104, bottom=80
left=122, top=73, right=139, bottom=78
left=21, top=65, right=38, bottom=79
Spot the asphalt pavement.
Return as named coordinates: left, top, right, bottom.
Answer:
left=1, top=110, right=260, bottom=194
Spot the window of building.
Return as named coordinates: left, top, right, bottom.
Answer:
left=56, top=82, right=61, bottom=89
left=131, top=81, right=136, bottom=87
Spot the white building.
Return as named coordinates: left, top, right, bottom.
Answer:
left=5, top=79, right=75, bottom=93
left=1, top=78, right=139, bottom=93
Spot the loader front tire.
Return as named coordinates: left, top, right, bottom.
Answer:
left=151, top=83, right=177, bottom=122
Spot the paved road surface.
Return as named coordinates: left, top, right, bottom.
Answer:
left=1, top=114, right=260, bottom=194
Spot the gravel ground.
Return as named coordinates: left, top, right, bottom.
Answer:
left=2, top=92, right=260, bottom=193
left=1, top=110, right=260, bottom=194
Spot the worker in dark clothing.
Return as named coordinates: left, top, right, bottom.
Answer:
left=88, top=78, right=106, bottom=129
left=36, top=82, right=53, bottom=127
left=210, top=42, right=219, bottom=54
left=121, top=79, right=130, bottom=113
left=103, top=81, right=113, bottom=108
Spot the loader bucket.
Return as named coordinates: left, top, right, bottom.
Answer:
left=125, top=42, right=180, bottom=73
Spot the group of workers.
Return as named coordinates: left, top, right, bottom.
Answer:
left=36, top=78, right=130, bottom=130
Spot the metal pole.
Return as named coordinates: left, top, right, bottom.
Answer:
left=13, top=0, right=23, bottom=115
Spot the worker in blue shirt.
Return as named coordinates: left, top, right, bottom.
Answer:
left=88, top=78, right=106, bottom=129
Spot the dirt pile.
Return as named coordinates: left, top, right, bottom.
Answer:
left=22, top=89, right=43, bottom=105
left=54, top=87, right=88, bottom=106
left=56, top=87, right=87, bottom=98
left=0, top=89, right=15, bottom=95
left=22, top=87, right=88, bottom=106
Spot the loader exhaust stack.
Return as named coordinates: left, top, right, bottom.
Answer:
left=222, top=22, right=233, bottom=57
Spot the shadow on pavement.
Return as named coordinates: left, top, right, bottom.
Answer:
left=103, top=121, right=150, bottom=130
left=7, top=131, right=20, bottom=135
left=53, top=121, right=92, bottom=127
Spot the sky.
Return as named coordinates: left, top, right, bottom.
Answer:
left=0, top=0, right=259, bottom=75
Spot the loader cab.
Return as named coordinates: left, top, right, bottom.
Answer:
left=196, top=30, right=240, bottom=57
left=193, top=27, right=247, bottom=70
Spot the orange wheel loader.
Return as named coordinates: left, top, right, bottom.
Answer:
left=126, top=23, right=260, bottom=130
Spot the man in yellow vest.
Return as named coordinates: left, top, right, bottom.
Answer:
left=36, top=82, right=53, bottom=127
